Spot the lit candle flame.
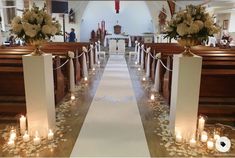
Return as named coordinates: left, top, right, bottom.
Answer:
left=71, top=94, right=75, bottom=100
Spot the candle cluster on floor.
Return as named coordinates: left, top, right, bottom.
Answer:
left=0, top=60, right=103, bottom=157
left=173, top=115, right=229, bottom=152
left=7, top=115, right=55, bottom=147
left=1, top=75, right=93, bottom=157
left=132, top=61, right=235, bottom=157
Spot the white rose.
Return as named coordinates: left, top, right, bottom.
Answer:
left=51, top=25, right=57, bottom=35
left=194, top=20, right=204, bottom=30
left=23, top=23, right=38, bottom=38
left=177, top=23, right=189, bottom=36
left=188, top=23, right=200, bottom=34
left=12, top=24, right=23, bottom=33
left=12, top=16, right=22, bottom=25
left=44, top=14, right=52, bottom=25
left=42, top=25, right=52, bottom=35
left=36, top=15, right=44, bottom=24
left=205, top=19, right=213, bottom=28
left=22, top=11, right=32, bottom=23
left=184, top=13, right=192, bottom=25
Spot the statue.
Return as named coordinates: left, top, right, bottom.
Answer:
left=158, top=6, right=167, bottom=33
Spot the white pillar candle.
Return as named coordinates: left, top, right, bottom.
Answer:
left=207, top=140, right=214, bottom=150
left=33, top=131, right=41, bottom=146
left=189, top=138, right=196, bottom=147
left=150, top=94, right=155, bottom=101
left=198, top=116, right=205, bottom=132
left=23, top=131, right=30, bottom=142
left=175, top=133, right=183, bottom=143
left=7, top=139, right=15, bottom=148
left=47, top=129, right=54, bottom=140
left=200, top=131, right=208, bottom=143
left=20, top=115, right=26, bottom=135
left=9, top=129, right=16, bottom=141
left=214, top=134, right=220, bottom=141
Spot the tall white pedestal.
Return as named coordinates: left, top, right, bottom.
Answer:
left=23, top=54, right=56, bottom=137
left=169, top=54, right=202, bottom=141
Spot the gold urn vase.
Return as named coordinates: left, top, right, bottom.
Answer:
left=177, top=38, right=200, bottom=57
left=29, top=40, right=46, bottom=56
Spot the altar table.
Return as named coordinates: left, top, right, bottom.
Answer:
left=104, top=34, right=131, bottom=47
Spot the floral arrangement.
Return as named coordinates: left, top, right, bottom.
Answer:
left=11, top=3, right=61, bottom=44
left=165, top=5, right=219, bottom=42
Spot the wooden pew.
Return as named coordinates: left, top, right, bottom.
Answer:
left=144, top=43, right=235, bottom=123
left=0, top=53, right=65, bottom=114
left=1, top=42, right=92, bottom=85
left=0, top=42, right=93, bottom=114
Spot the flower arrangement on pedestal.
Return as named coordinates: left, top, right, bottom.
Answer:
left=165, top=5, right=220, bottom=56
left=11, top=3, right=62, bottom=55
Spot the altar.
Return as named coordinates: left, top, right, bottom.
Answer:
left=104, top=34, right=131, bottom=47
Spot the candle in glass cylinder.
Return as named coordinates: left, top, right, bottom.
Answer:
left=142, top=77, right=146, bottom=81
left=47, top=129, right=54, bottom=140
left=207, top=140, right=214, bottom=150
left=20, top=115, right=26, bottom=134
left=150, top=94, right=155, bottom=101
left=175, top=133, right=183, bottom=143
left=7, top=139, right=15, bottom=148
left=9, top=129, right=16, bottom=141
left=200, top=131, right=208, bottom=143
left=84, top=77, right=88, bottom=81
left=23, top=131, right=30, bottom=142
left=198, top=116, right=205, bottom=132
left=214, top=134, right=220, bottom=141
left=33, top=131, right=41, bottom=146
left=189, top=137, right=196, bottom=147
left=213, top=130, right=220, bottom=141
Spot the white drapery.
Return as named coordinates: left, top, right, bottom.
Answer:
left=68, top=51, right=75, bottom=93
left=153, top=53, right=161, bottom=92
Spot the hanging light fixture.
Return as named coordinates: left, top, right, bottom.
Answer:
left=115, top=0, right=120, bottom=14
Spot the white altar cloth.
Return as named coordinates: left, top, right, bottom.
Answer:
left=104, top=34, right=131, bottom=47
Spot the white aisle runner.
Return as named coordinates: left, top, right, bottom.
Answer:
left=70, top=55, right=150, bottom=157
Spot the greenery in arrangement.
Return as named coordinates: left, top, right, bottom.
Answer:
left=11, top=3, right=62, bottom=44
left=164, top=5, right=220, bottom=42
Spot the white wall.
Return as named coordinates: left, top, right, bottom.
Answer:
left=80, top=1, right=153, bottom=42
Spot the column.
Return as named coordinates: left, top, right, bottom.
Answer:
left=23, top=54, right=56, bottom=137
left=169, top=54, right=202, bottom=141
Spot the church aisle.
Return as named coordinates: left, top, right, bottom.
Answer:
left=70, top=55, right=150, bottom=157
